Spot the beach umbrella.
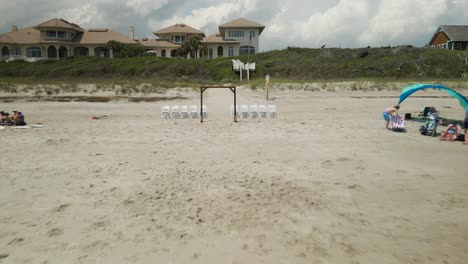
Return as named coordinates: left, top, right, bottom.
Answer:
left=398, top=83, right=468, bottom=110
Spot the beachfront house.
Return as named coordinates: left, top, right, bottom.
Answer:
left=0, top=18, right=137, bottom=62
left=138, top=23, right=205, bottom=58
left=203, top=18, right=265, bottom=59
left=428, top=25, right=468, bottom=50
left=140, top=18, right=265, bottom=59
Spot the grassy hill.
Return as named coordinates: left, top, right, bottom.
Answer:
left=0, top=47, right=467, bottom=87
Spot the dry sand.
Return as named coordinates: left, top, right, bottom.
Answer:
left=0, top=87, right=467, bottom=264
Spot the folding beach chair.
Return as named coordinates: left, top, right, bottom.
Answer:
left=190, top=105, right=198, bottom=118
left=267, top=105, right=276, bottom=118
left=419, top=112, right=439, bottom=136
left=180, top=105, right=189, bottom=119
left=202, top=105, right=207, bottom=118
left=161, top=105, right=170, bottom=119
left=170, top=105, right=180, bottom=119
left=240, top=105, right=249, bottom=118
left=391, top=115, right=406, bottom=132
left=249, top=104, right=258, bottom=118
left=258, top=105, right=267, bottom=118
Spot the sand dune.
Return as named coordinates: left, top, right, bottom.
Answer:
left=0, top=87, right=467, bottom=263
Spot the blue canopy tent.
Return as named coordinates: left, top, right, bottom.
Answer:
left=398, top=84, right=468, bottom=111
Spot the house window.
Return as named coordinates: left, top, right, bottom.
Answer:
left=217, top=46, right=223, bottom=57
left=26, top=47, right=42, bottom=58
left=228, top=31, right=244, bottom=38
left=14, top=48, right=21, bottom=55
left=1, top=47, right=9, bottom=56
left=239, top=45, right=255, bottom=56
left=250, top=31, right=256, bottom=39
left=161, top=49, right=166, bottom=57
left=46, top=31, right=57, bottom=38
left=173, top=35, right=185, bottom=43
left=457, top=43, right=462, bottom=50
left=57, top=31, right=66, bottom=39
left=228, top=46, right=234, bottom=56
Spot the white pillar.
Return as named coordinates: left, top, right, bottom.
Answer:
left=89, top=46, right=95, bottom=56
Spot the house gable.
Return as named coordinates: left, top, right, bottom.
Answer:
left=430, top=31, right=450, bottom=47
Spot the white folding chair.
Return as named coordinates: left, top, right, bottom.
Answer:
left=249, top=104, right=258, bottom=118
left=240, top=104, right=249, bottom=118
left=202, top=105, right=207, bottom=118
left=170, top=105, right=180, bottom=119
left=190, top=105, right=198, bottom=118
left=258, top=105, right=267, bottom=118
left=180, top=105, right=189, bottom=119
left=161, top=105, right=170, bottom=119
left=230, top=105, right=239, bottom=117
left=267, top=105, right=276, bottom=118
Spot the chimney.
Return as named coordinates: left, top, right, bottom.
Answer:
left=129, top=25, right=134, bottom=40
left=11, top=25, right=18, bottom=31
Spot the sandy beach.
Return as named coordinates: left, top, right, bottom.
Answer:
left=1, top=87, right=467, bottom=264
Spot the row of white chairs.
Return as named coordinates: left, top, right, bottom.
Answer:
left=231, top=104, right=276, bottom=118
left=161, top=105, right=207, bottom=119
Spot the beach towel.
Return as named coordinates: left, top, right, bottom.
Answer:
left=391, top=115, right=406, bottom=132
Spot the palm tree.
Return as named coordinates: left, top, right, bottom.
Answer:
left=177, top=36, right=204, bottom=59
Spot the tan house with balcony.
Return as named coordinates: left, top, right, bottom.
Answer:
left=0, top=18, right=137, bottom=61
left=203, top=18, right=265, bottom=59
left=138, top=23, right=205, bottom=58
left=140, top=18, right=265, bottom=59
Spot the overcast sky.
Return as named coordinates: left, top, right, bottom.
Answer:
left=1, top=0, right=467, bottom=51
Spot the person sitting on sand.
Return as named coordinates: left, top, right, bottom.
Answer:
left=439, top=122, right=461, bottom=141
left=12, top=111, right=26, bottom=126
left=0, top=112, right=14, bottom=126
left=383, top=105, right=400, bottom=130
left=0, top=111, right=5, bottom=125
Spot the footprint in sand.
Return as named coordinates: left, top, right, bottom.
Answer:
left=0, top=253, right=9, bottom=259
left=321, top=160, right=334, bottom=167
left=419, top=174, right=434, bottom=180
left=8, top=237, right=24, bottom=245
left=48, top=228, right=64, bottom=237
left=56, top=203, right=71, bottom=212
left=336, top=157, right=351, bottom=162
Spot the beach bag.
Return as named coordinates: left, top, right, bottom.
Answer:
left=419, top=125, right=427, bottom=135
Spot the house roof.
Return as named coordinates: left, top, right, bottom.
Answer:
left=34, top=18, right=84, bottom=32
left=219, top=18, right=265, bottom=35
left=0, top=27, right=41, bottom=44
left=0, top=19, right=136, bottom=45
left=439, top=25, right=468, bottom=42
left=73, top=29, right=137, bottom=44
left=153, top=24, right=205, bottom=37
left=203, top=34, right=239, bottom=44
left=137, top=38, right=180, bottom=48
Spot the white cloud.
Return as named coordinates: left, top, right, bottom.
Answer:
left=360, top=0, right=449, bottom=46
left=148, top=0, right=256, bottom=31
left=125, top=0, right=169, bottom=16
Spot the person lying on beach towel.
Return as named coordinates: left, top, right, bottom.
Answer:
left=439, top=122, right=461, bottom=141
